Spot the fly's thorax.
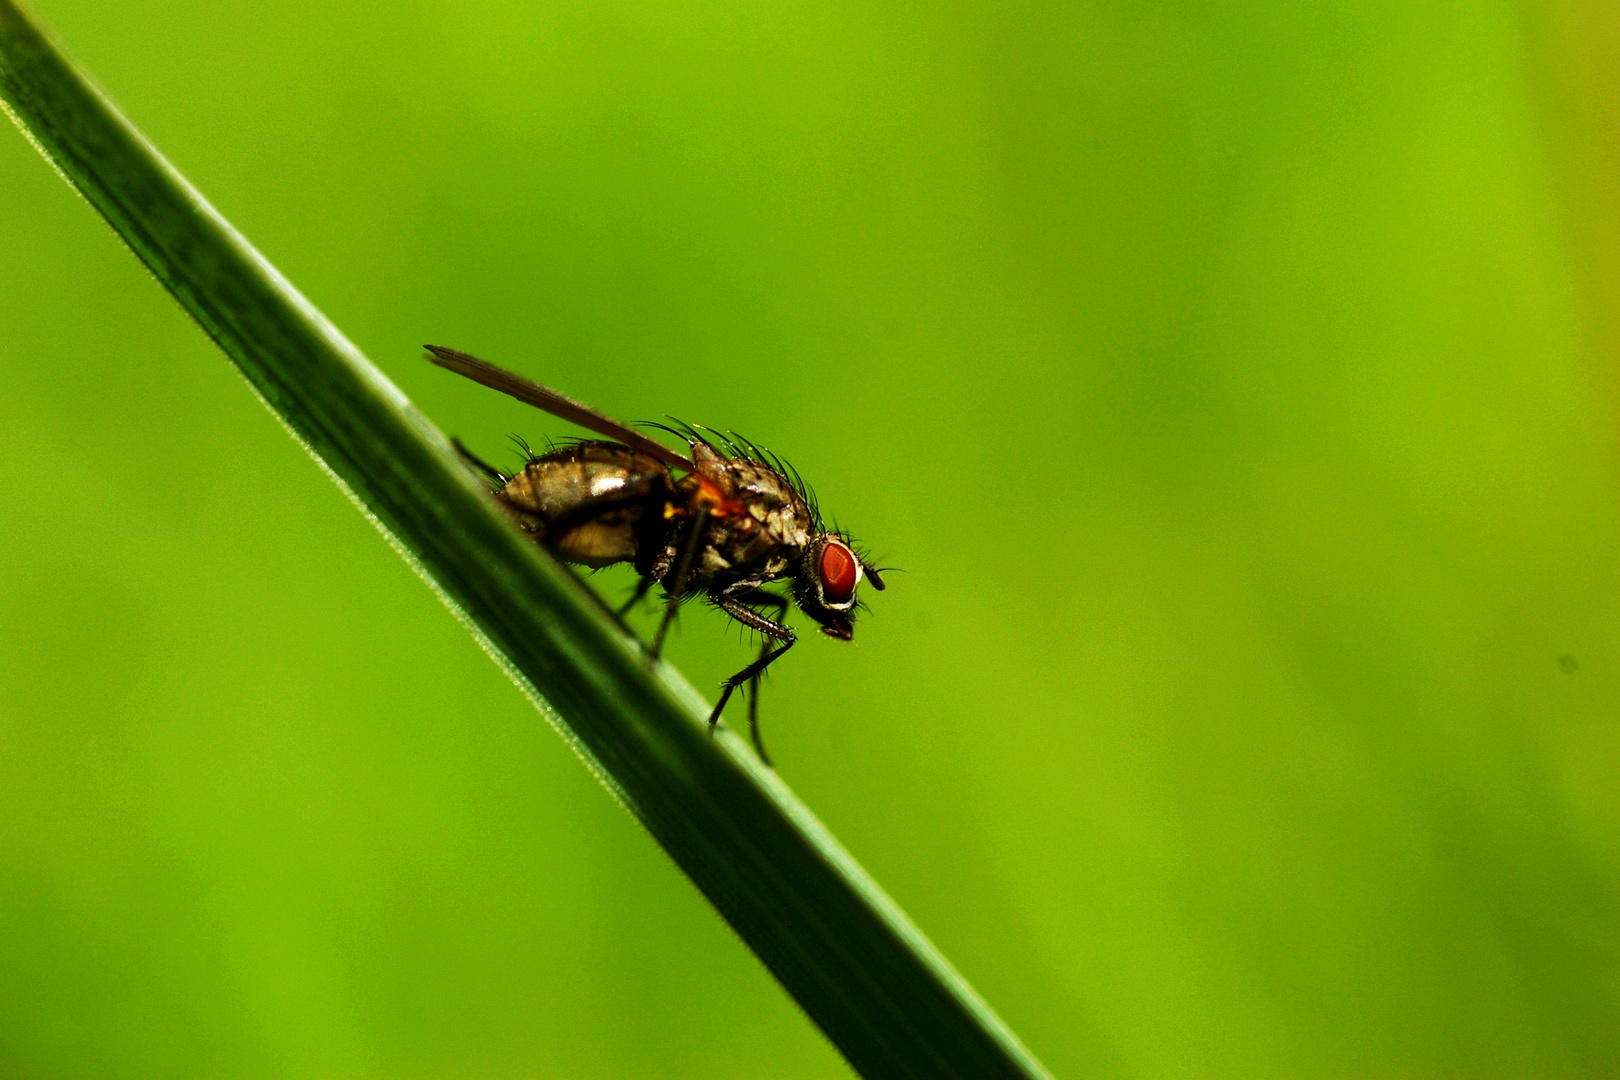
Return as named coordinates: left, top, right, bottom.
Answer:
left=678, top=449, right=815, bottom=582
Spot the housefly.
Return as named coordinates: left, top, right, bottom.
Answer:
left=426, top=345, right=885, bottom=764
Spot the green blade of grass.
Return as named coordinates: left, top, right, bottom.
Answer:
left=0, top=5, right=1052, bottom=1078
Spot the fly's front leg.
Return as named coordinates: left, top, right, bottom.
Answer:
left=736, top=590, right=789, bottom=762
left=711, top=587, right=795, bottom=765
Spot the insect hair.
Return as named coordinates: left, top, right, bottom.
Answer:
left=506, top=433, right=538, bottom=466
left=645, top=418, right=825, bottom=529
left=726, top=429, right=822, bottom=527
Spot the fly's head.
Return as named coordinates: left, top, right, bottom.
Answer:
left=794, top=533, right=886, bottom=641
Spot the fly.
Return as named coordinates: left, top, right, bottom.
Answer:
left=426, top=345, right=886, bottom=764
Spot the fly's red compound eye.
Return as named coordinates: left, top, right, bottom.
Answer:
left=819, top=541, right=858, bottom=604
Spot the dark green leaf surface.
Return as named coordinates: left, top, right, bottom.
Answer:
left=0, top=5, right=1049, bottom=1078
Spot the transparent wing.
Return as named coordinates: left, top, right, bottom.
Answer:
left=425, top=345, right=693, bottom=471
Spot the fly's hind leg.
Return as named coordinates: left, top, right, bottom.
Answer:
left=451, top=437, right=510, bottom=486
left=650, top=508, right=709, bottom=659
left=617, top=576, right=655, bottom=617
left=625, top=485, right=680, bottom=621
left=711, top=587, right=795, bottom=765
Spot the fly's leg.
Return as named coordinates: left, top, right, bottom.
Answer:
left=711, top=588, right=796, bottom=765
left=651, top=508, right=709, bottom=659
left=735, top=590, right=789, bottom=763
left=621, top=525, right=676, bottom=632
left=617, top=576, right=655, bottom=617
left=451, top=437, right=509, bottom=485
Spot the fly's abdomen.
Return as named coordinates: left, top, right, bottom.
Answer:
left=497, top=441, right=673, bottom=568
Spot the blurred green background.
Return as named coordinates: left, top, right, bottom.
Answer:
left=3, top=0, right=1618, bottom=1076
